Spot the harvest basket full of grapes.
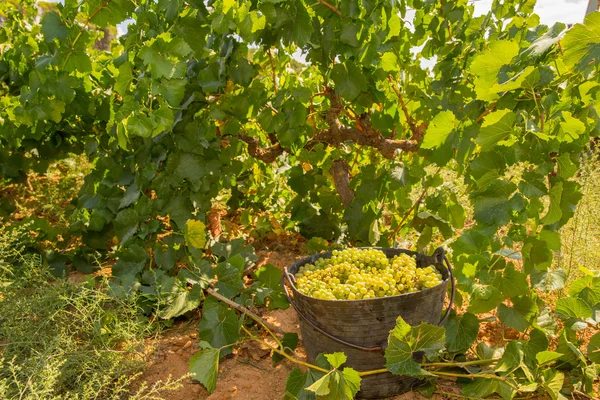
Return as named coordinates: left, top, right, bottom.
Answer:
left=282, top=247, right=455, bottom=399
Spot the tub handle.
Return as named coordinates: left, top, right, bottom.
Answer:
left=281, top=248, right=456, bottom=352
left=439, top=253, right=455, bottom=326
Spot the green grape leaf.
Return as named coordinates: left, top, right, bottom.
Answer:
left=541, top=370, right=564, bottom=400
left=254, top=264, right=282, bottom=290
left=85, top=0, right=135, bottom=27
left=525, top=329, right=549, bottom=362
left=230, top=58, right=256, bottom=86
left=139, top=47, right=185, bottom=80
left=474, top=109, right=516, bottom=149
left=41, top=11, right=68, bottom=42
left=535, top=351, right=563, bottom=366
left=119, top=179, right=140, bottom=209
left=495, top=340, right=525, bottom=373
left=159, top=78, right=187, bottom=107
left=325, top=353, right=346, bottom=369
left=212, top=238, right=258, bottom=267
left=127, top=113, right=154, bottom=138
left=254, top=264, right=289, bottom=309
left=555, top=297, right=593, bottom=319
left=214, top=261, right=244, bottom=299
left=470, top=40, right=520, bottom=101
left=287, top=1, right=313, bottom=46
left=421, top=110, right=456, bottom=149
left=113, top=208, right=139, bottom=245
left=305, top=367, right=361, bottom=400
left=497, top=296, right=538, bottom=332
left=340, top=23, right=360, bottom=47
left=198, top=296, right=240, bottom=354
left=556, top=154, right=578, bottom=179
left=159, top=283, right=203, bottom=320
left=285, top=367, right=323, bottom=400
left=568, top=276, right=600, bottom=306
left=386, top=13, right=401, bottom=41
left=380, top=52, right=398, bottom=72
left=185, top=220, right=207, bottom=249
left=588, top=333, right=600, bottom=363
left=445, top=312, right=479, bottom=353
left=540, top=182, right=563, bottom=225
left=385, top=317, right=445, bottom=377
left=562, top=12, right=600, bottom=71
left=531, top=268, right=566, bottom=292
left=331, top=62, right=367, bottom=101
left=558, top=112, right=586, bottom=143
left=461, top=378, right=497, bottom=399
left=493, top=264, right=529, bottom=299
left=557, top=330, right=587, bottom=366
left=189, top=341, right=220, bottom=393
left=467, top=285, right=503, bottom=314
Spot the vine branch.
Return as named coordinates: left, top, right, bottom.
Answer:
left=475, top=102, right=496, bottom=123
left=206, top=288, right=285, bottom=337
left=315, top=0, right=343, bottom=18
left=239, top=92, right=422, bottom=166
left=388, top=166, right=443, bottom=242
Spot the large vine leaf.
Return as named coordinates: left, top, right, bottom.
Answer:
left=445, top=312, right=479, bottom=353
left=562, top=12, right=600, bottom=71
left=331, top=62, right=367, bottom=101
left=253, top=264, right=289, bottom=309
left=385, top=317, right=445, bottom=377
left=588, top=333, right=600, bottom=363
left=493, top=264, right=529, bottom=299
left=468, top=284, right=503, bottom=314
left=189, top=341, right=220, bottom=393
left=497, top=295, right=538, bottom=332
left=469, top=40, right=520, bottom=101
left=214, top=261, right=244, bottom=299
left=304, top=353, right=361, bottom=400
left=555, top=297, right=593, bottom=320
left=474, top=109, right=517, bottom=149
left=198, top=296, right=241, bottom=355
left=421, top=111, right=456, bottom=149
left=185, top=220, right=207, bottom=249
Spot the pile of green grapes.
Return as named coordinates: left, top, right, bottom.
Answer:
left=294, top=248, right=443, bottom=300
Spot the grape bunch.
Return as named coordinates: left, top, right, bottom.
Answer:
left=294, top=248, right=443, bottom=300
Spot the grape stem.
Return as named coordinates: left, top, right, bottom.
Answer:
left=421, top=358, right=500, bottom=368
left=240, top=326, right=330, bottom=374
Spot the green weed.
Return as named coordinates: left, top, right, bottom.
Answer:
left=0, top=225, right=182, bottom=400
